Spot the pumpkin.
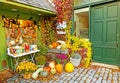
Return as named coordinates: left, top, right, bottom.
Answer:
left=65, top=62, right=74, bottom=73
left=40, top=70, right=48, bottom=77
left=43, top=66, right=51, bottom=72
left=49, top=61, right=55, bottom=68
left=50, top=68, right=56, bottom=74
left=52, top=42, right=58, bottom=48
left=55, top=63, right=63, bottom=74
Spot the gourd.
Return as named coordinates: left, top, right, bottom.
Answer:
left=65, top=62, right=74, bottom=73
left=32, top=71, right=39, bottom=79
left=49, top=61, right=55, bottom=68
left=9, top=40, right=15, bottom=46
left=43, top=66, right=51, bottom=72
left=32, top=68, right=43, bottom=79
left=50, top=68, right=56, bottom=74
left=40, top=70, right=48, bottom=77
left=55, top=63, right=63, bottom=74
left=36, top=68, right=43, bottom=73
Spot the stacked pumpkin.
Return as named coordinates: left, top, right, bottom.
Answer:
left=32, top=61, right=74, bottom=79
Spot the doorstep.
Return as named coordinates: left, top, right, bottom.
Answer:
left=91, top=62, right=119, bottom=70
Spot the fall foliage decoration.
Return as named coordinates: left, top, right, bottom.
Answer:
left=40, top=17, right=56, bottom=45
left=53, top=0, right=73, bottom=23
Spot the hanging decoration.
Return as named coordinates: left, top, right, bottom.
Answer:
left=53, top=0, right=73, bottom=40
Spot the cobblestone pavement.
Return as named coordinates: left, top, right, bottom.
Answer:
left=7, top=66, right=120, bottom=83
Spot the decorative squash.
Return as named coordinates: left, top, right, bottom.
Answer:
left=50, top=68, right=56, bottom=74
left=32, top=68, right=43, bottom=79
left=40, top=70, right=48, bottom=77
left=65, top=62, right=74, bottom=73
left=36, top=68, right=43, bottom=73
left=49, top=61, right=55, bottom=68
left=55, top=63, right=63, bottom=74
left=32, top=71, right=39, bottom=79
left=43, top=66, right=51, bottom=72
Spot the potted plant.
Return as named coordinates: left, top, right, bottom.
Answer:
left=16, top=61, right=38, bottom=79
left=35, top=42, right=49, bottom=67
left=55, top=53, right=68, bottom=65
left=70, top=51, right=81, bottom=67
left=67, top=36, right=81, bottom=67
left=67, top=36, right=92, bottom=67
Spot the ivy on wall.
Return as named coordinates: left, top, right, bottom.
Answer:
left=39, top=17, right=57, bottom=45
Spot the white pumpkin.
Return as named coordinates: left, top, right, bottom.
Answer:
left=49, top=61, right=55, bottom=69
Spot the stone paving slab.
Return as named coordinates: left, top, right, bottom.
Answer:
left=7, top=66, right=120, bottom=83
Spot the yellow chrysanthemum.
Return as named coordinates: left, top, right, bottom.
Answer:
left=16, top=61, right=37, bottom=74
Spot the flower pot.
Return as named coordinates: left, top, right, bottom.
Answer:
left=70, top=57, right=81, bottom=67
left=70, top=52, right=81, bottom=67
left=23, top=73, right=32, bottom=79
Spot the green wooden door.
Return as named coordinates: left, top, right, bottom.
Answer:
left=90, top=2, right=120, bottom=66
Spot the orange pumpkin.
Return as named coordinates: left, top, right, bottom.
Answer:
left=43, top=66, right=51, bottom=72
left=55, top=63, right=63, bottom=74
left=52, top=42, right=58, bottom=48
left=49, top=61, right=55, bottom=68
